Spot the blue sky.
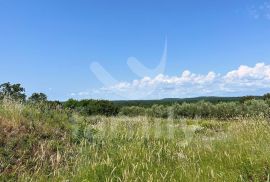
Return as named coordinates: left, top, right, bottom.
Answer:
left=1, top=0, right=270, bottom=100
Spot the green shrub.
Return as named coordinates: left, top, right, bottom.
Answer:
left=120, top=100, right=270, bottom=119
left=64, top=99, right=119, bottom=116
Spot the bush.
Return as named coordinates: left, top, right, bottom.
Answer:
left=119, top=106, right=146, bottom=117
left=148, top=104, right=168, bottom=118
left=242, top=99, right=269, bottom=117
left=119, top=100, right=270, bottom=119
left=64, top=99, right=119, bottom=116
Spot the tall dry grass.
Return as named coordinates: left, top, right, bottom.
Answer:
left=0, top=100, right=270, bottom=181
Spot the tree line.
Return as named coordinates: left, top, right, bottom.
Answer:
left=0, top=82, right=47, bottom=103
left=2, top=82, right=270, bottom=119
left=0, top=82, right=118, bottom=116
left=119, top=99, right=270, bottom=119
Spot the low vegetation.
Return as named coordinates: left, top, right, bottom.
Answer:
left=1, top=82, right=270, bottom=181
left=119, top=99, right=270, bottom=119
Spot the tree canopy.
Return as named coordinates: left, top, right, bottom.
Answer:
left=0, top=82, right=26, bottom=101
left=28, top=93, right=48, bottom=103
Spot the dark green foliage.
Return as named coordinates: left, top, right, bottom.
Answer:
left=263, top=93, right=270, bottom=100
left=64, top=99, right=119, bottom=116
left=28, top=93, right=47, bottom=104
left=119, top=106, right=146, bottom=117
left=0, top=82, right=26, bottom=102
left=114, top=96, right=249, bottom=108
left=0, top=82, right=121, bottom=117
left=240, top=95, right=260, bottom=103
left=214, top=102, right=239, bottom=119
left=120, top=99, right=270, bottom=119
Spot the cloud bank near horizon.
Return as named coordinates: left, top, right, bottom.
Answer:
left=71, top=63, right=270, bottom=100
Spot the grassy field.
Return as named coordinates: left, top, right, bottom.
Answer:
left=1, top=101, right=270, bottom=181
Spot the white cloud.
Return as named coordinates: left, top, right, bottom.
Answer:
left=110, top=71, right=217, bottom=90
left=224, top=63, right=270, bottom=80
left=71, top=63, right=270, bottom=100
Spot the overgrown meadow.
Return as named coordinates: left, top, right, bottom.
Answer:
left=1, top=83, right=270, bottom=181
left=1, top=97, right=270, bottom=181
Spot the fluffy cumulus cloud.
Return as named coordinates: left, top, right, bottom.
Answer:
left=71, top=63, right=270, bottom=100
left=224, top=63, right=270, bottom=81
left=223, top=63, right=270, bottom=91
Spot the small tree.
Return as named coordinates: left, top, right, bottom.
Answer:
left=28, top=93, right=48, bottom=104
left=64, top=99, right=78, bottom=109
left=0, top=82, right=26, bottom=101
left=240, top=95, right=257, bottom=103
left=263, top=93, right=270, bottom=100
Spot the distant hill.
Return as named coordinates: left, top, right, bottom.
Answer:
left=161, top=96, right=241, bottom=101
left=113, top=96, right=262, bottom=107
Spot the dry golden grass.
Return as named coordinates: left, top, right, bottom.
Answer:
left=1, top=101, right=270, bottom=181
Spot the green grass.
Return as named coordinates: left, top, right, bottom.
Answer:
left=1, top=101, right=270, bottom=181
